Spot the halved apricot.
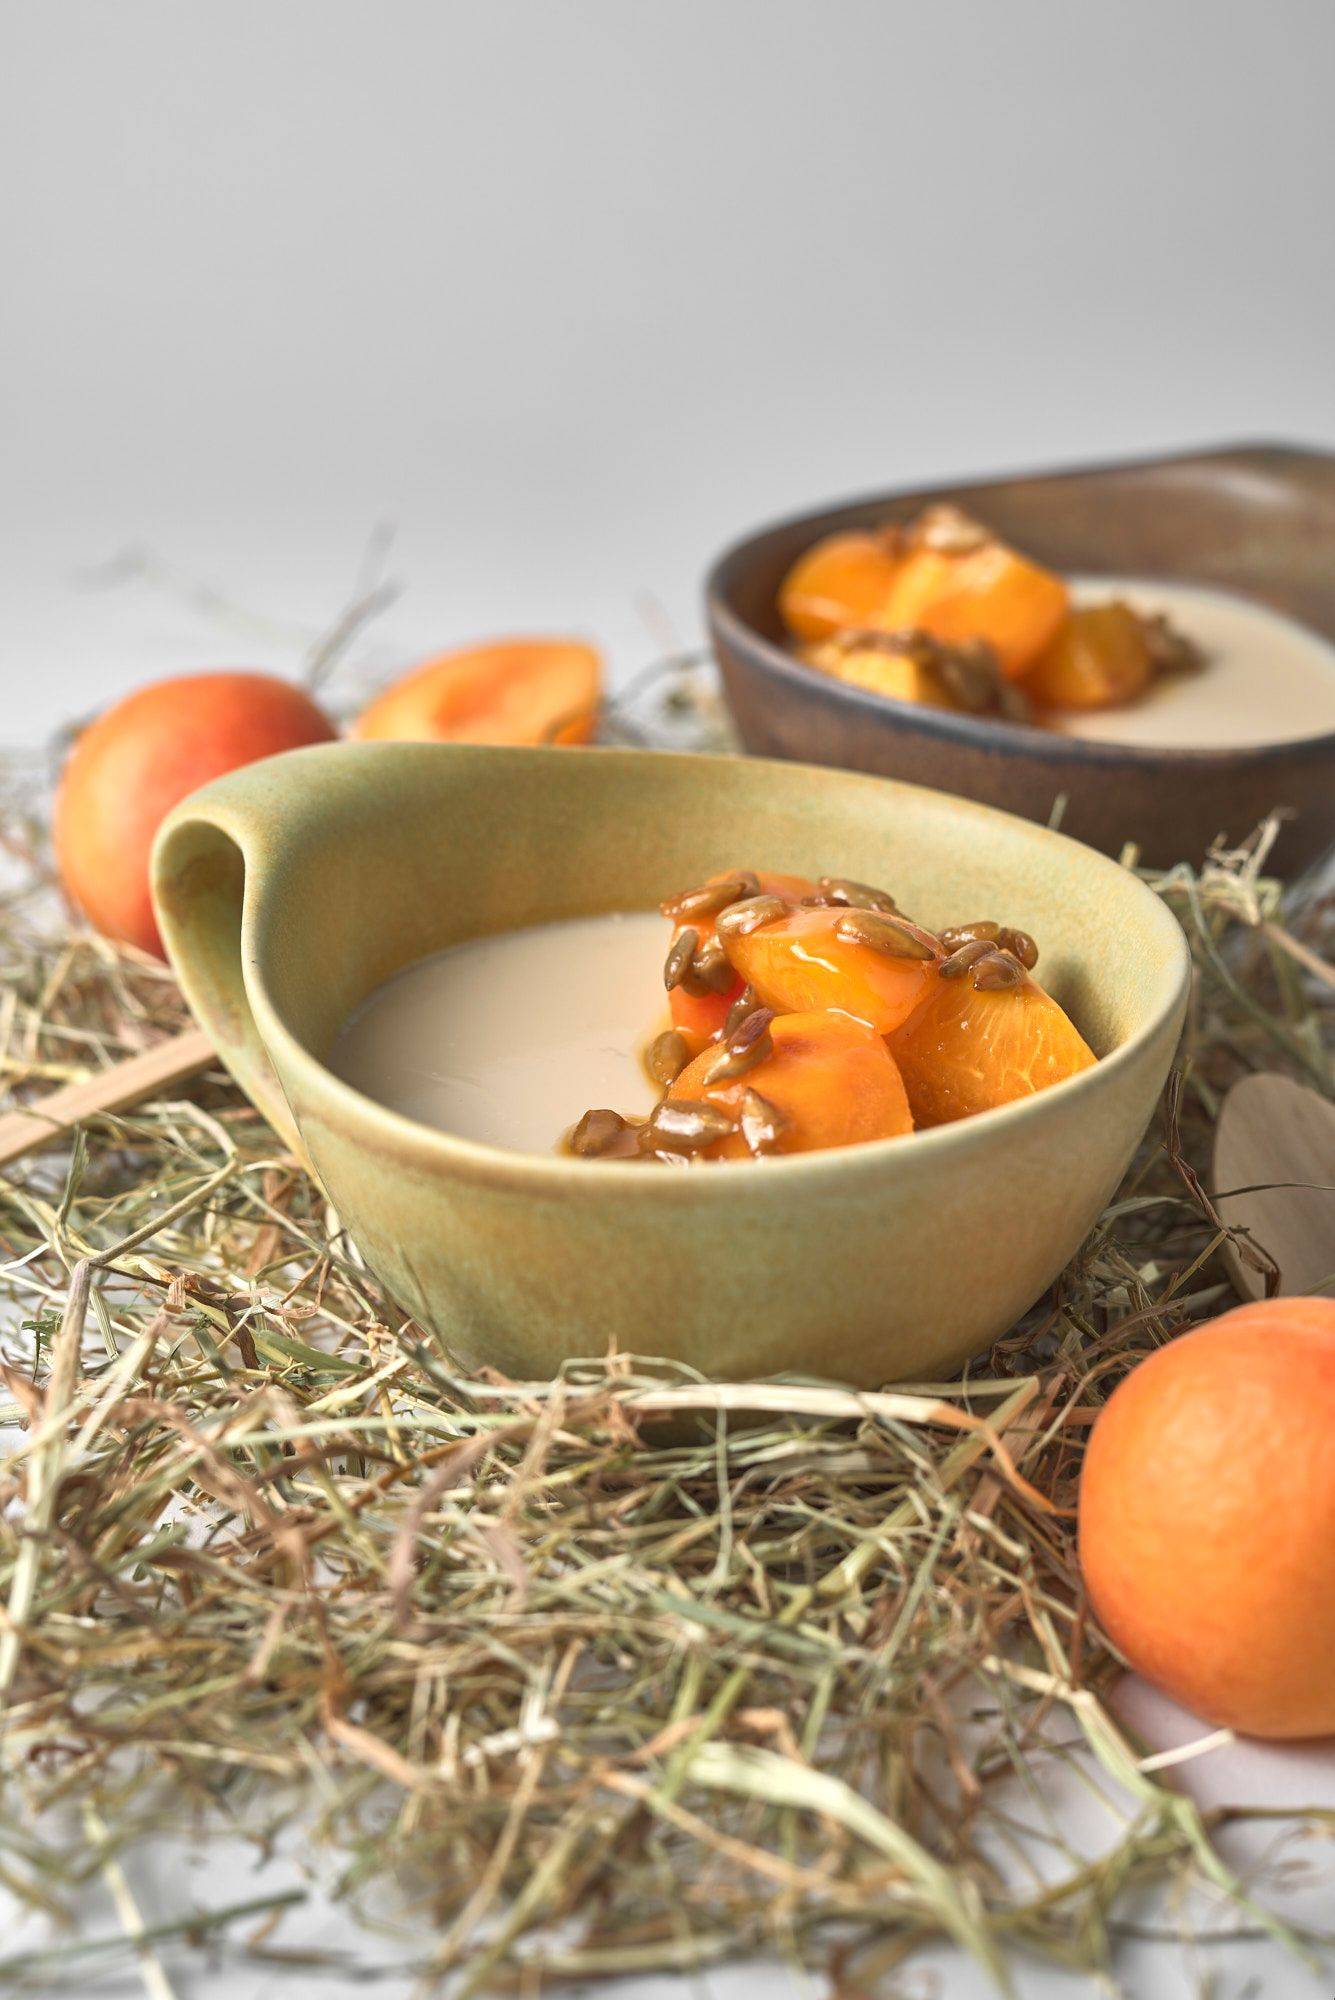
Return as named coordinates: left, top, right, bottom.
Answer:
left=352, top=638, right=601, bottom=746
left=665, top=871, right=817, bottom=1041
left=670, top=1010, right=913, bottom=1158
left=882, top=517, right=1068, bottom=680
left=1024, top=603, right=1153, bottom=710
left=723, top=904, right=939, bottom=1034
left=889, top=967, right=1096, bottom=1127
left=777, top=530, right=903, bottom=643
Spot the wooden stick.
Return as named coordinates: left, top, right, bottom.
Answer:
left=0, top=1026, right=216, bottom=1173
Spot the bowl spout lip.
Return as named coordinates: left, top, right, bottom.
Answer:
left=204, top=740, right=1192, bottom=1195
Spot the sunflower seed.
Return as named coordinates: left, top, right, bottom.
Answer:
left=940, top=921, right=1001, bottom=951
left=972, top=949, right=1025, bottom=990
left=715, top=894, right=788, bottom=940
left=704, top=1006, right=775, bottom=1084
left=682, top=935, right=738, bottom=996
left=567, top=1108, right=642, bottom=1159
left=723, top=983, right=761, bottom=1034
left=940, top=938, right=994, bottom=979
left=1141, top=609, right=1206, bottom=678
left=911, top=503, right=989, bottom=555
left=646, top=1098, right=736, bottom=1154
left=834, top=909, right=937, bottom=960
left=659, top=872, right=760, bottom=922
left=941, top=920, right=1038, bottom=970
left=740, top=1089, right=790, bottom=1156
left=999, top=927, right=1039, bottom=970
left=817, top=875, right=899, bottom=914
left=645, top=1029, right=691, bottom=1086
left=663, top=928, right=699, bottom=992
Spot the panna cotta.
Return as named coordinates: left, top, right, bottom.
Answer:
left=1058, top=578, right=1335, bottom=749
left=330, top=910, right=664, bottom=1152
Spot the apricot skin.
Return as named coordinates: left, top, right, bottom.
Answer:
left=1079, top=1298, right=1335, bottom=1738
left=55, top=671, right=337, bottom=958
left=353, top=639, right=601, bottom=746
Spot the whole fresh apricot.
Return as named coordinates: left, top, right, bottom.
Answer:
left=56, top=670, right=336, bottom=957
left=1078, top=1297, right=1335, bottom=1739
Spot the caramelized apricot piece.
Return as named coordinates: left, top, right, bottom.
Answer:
left=353, top=638, right=601, bottom=746
left=889, top=967, right=1096, bottom=1127
left=882, top=516, right=1068, bottom=680
left=665, top=870, right=816, bottom=1041
left=802, top=637, right=964, bottom=712
left=777, top=530, right=903, bottom=643
left=671, top=1010, right=913, bottom=1158
left=723, top=905, right=939, bottom=1034
left=1025, top=603, right=1153, bottom=710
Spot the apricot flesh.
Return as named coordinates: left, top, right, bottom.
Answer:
left=723, top=905, right=940, bottom=1035
left=777, top=531, right=903, bottom=642
left=1025, top=603, right=1153, bottom=710
left=671, top=1010, right=913, bottom=1157
left=666, top=871, right=817, bottom=1042
left=56, top=670, right=337, bottom=958
left=802, top=638, right=963, bottom=712
left=889, top=967, right=1096, bottom=1127
left=353, top=638, right=601, bottom=746
left=883, top=539, right=1068, bottom=680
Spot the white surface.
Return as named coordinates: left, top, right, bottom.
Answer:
left=2, top=2, right=1334, bottom=1993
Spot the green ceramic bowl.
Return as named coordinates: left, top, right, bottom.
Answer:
left=152, top=742, right=1189, bottom=1387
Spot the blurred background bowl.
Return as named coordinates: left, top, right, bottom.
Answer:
left=706, top=441, right=1335, bottom=875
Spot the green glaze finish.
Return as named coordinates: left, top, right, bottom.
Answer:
left=152, top=742, right=1189, bottom=1386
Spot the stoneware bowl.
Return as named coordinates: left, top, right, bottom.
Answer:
left=153, top=742, right=1189, bottom=1387
left=707, top=441, right=1335, bottom=876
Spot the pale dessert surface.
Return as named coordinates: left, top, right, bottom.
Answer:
left=1055, top=577, right=1335, bottom=748
left=329, top=910, right=664, bottom=1152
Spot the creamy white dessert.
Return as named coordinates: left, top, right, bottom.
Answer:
left=329, top=909, right=664, bottom=1152
left=1056, top=578, right=1335, bottom=749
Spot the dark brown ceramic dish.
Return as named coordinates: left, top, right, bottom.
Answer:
left=706, top=442, right=1335, bottom=874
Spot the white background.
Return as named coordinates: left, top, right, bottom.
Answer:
left=4, top=1, right=1335, bottom=739
left=2, top=4, right=1334, bottom=1995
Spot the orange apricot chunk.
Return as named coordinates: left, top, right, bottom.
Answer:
left=1024, top=602, right=1154, bottom=710
left=889, top=965, right=1096, bottom=1127
left=56, top=670, right=337, bottom=958
left=723, top=904, right=940, bottom=1035
left=881, top=510, right=1068, bottom=680
left=670, top=1010, right=913, bottom=1158
left=664, top=871, right=817, bottom=1042
left=802, top=637, right=963, bottom=712
left=777, top=530, right=903, bottom=643
left=353, top=638, right=601, bottom=746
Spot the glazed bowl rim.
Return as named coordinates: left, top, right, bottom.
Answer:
left=242, top=743, right=1192, bottom=1194
left=705, top=445, right=1335, bottom=773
